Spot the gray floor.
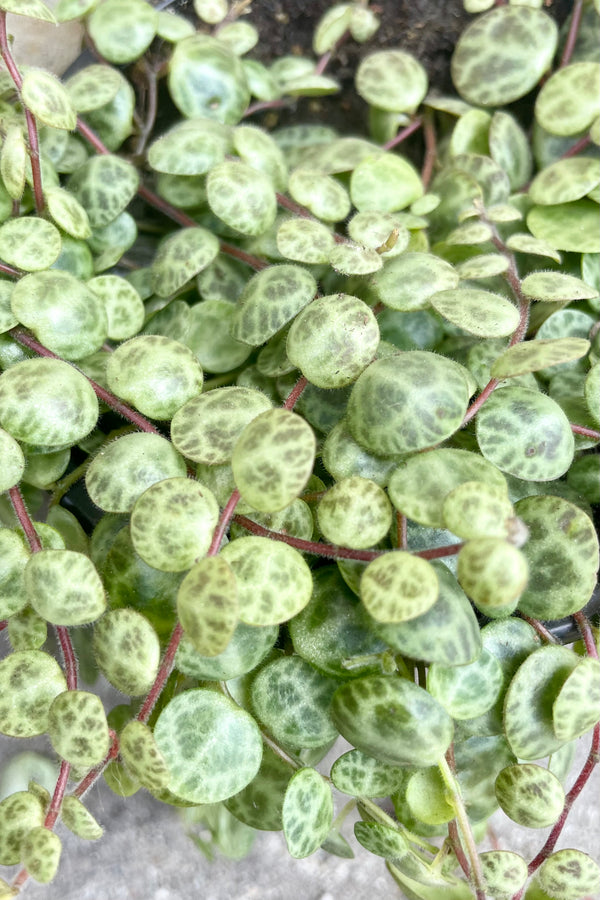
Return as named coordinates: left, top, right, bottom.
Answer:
left=1, top=731, right=598, bottom=900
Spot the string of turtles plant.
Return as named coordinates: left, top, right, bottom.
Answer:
left=0, top=0, right=598, bottom=896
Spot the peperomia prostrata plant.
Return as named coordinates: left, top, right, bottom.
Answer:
left=0, top=0, right=598, bottom=897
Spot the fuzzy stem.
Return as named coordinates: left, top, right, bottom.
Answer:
left=44, top=760, right=71, bottom=830
left=461, top=377, right=500, bottom=428
left=570, top=423, right=600, bottom=441
left=382, top=117, right=423, bottom=152
left=9, top=328, right=161, bottom=434
left=439, top=752, right=486, bottom=899
left=8, top=485, right=42, bottom=553
left=136, top=623, right=184, bottom=725
left=560, top=0, right=584, bottom=68
left=421, top=112, right=437, bottom=189
left=574, top=611, right=598, bottom=659
left=56, top=626, right=78, bottom=690
left=0, top=12, right=44, bottom=213
left=283, top=375, right=308, bottom=409
left=518, top=614, right=560, bottom=645
left=448, top=819, right=471, bottom=879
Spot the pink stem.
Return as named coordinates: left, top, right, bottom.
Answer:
left=574, top=611, right=598, bottom=659
left=44, top=760, right=71, bottom=830
left=518, top=614, right=559, bottom=645
left=461, top=378, right=500, bottom=427
left=0, top=261, right=20, bottom=277
left=208, top=489, right=241, bottom=556
left=8, top=486, right=42, bottom=552
left=56, top=626, right=78, bottom=691
left=560, top=0, right=584, bottom=68
left=314, top=28, right=350, bottom=76
left=283, top=375, right=308, bottom=409
left=136, top=623, right=183, bottom=724
left=421, top=114, right=437, bottom=189
left=571, top=424, right=600, bottom=441
left=382, top=117, right=423, bottom=152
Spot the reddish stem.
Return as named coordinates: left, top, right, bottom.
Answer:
left=518, top=614, right=559, bottom=645
left=315, top=28, right=350, bottom=76
left=44, top=760, right=71, bottom=830
left=571, top=423, right=600, bottom=441
left=283, top=375, right=308, bottom=410
left=242, top=98, right=292, bottom=118
left=560, top=0, right=584, bottom=68
left=448, top=819, right=471, bottom=879
left=8, top=486, right=42, bottom=553
left=574, top=611, right=598, bottom=660
left=10, top=328, right=161, bottom=434
left=561, top=134, right=591, bottom=159
left=0, top=620, right=7, bottom=633
left=136, top=623, right=184, bottom=724
left=0, top=12, right=44, bottom=214
left=461, top=377, right=500, bottom=428
left=0, top=260, right=20, bottom=277
left=382, top=117, right=422, bottom=152
left=208, top=489, right=241, bottom=556
left=56, top=626, right=78, bottom=691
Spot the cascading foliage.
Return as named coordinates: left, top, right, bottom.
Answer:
left=0, top=0, right=598, bottom=897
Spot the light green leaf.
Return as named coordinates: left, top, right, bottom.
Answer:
left=154, top=689, right=263, bottom=803
left=87, top=274, right=145, bottom=341
left=529, top=157, right=600, bottom=206
left=489, top=110, right=532, bottom=190
left=521, top=270, right=599, bottom=302
left=176, top=620, right=277, bottom=682
left=332, top=674, right=454, bottom=766
left=354, top=821, right=411, bottom=858
left=0, top=427, right=24, bottom=492
left=45, top=186, right=91, bottom=239
left=372, top=252, right=459, bottom=311
left=538, top=850, right=600, bottom=900
left=276, top=217, right=335, bottom=263
left=119, top=720, right=170, bottom=790
left=168, top=35, right=250, bottom=123
left=289, top=168, right=350, bottom=222
left=505, top=232, right=561, bottom=262
left=231, top=264, right=317, bottom=346
left=156, top=9, right=195, bottom=41
left=476, top=386, right=574, bottom=481
left=356, top=50, right=428, bottom=113
left=406, top=768, right=455, bottom=825
left=1, top=125, right=26, bottom=200
left=527, top=200, right=600, bottom=254
left=0, top=791, right=46, bottom=866
left=350, top=153, right=423, bottom=213
left=21, top=69, right=76, bottom=131
left=193, top=0, right=227, bottom=24
left=0, top=0, right=56, bottom=20
left=313, top=4, right=353, bottom=54
left=88, top=0, right=157, bottom=64
left=428, top=648, right=504, bottom=720
left=430, top=287, right=519, bottom=337
left=535, top=62, right=600, bottom=136
left=0, top=217, right=61, bottom=271
left=317, top=476, right=391, bottom=550
left=232, top=409, right=316, bottom=513
left=65, top=64, right=123, bottom=113
left=0, top=651, right=66, bottom=738
left=495, top=762, right=565, bottom=828
left=148, top=118, right=231, bottom=176
left=25, top=550, right=105, bottom=626
left=480, top=851, right=528, bottom=899
left=20, top=827, right=61, bottom=884
left=491, top=338, right=590, bottom=378
left=331, top=749, right=406, bottom=798
left=48, top=690, right=109, bottom=767
left=207, top=160, right=276, bottom=235
left=220, top=535, right=312, bottom=626
left=282, top=767, right=333, bottom=858
left=177, top=556, right=238, bottom=655
left=458, top=538, right=528, bottom=617
left=552, top=657, right=600, bottom=741
left=68, top=155, right=139, bottom=228
left=329, top=242, right=383, bottom=275
left=93, top=609, right=160, bottom=696
left=360, top=552, right=439, bottom=623
left=515, top=494, right=599, bottom=619
left=60, top=795, right=103, bottom=841
left=451, top=6, right=557, bottom=106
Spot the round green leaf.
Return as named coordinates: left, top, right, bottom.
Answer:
left=168, top=35, right=250, bottom=123
left=331, top=675, right=453, bottom=767
left=0, top=358, right=98, bottom=451
left=354, top=820, right=412, bottom=857
left=317, top=476, right=391, bottom=550
left=232, top=408, right=316, bottom=513
left=538, top=850, right=600, bottom=900
left=276, top=217, right=335, bottom=263
left=476, top=386, right=574, bottom=481
left=331, top=749, right=406, bottom=798
left=0, top=651, right=66, bottom=738
left=220, top=535, right=312, bottom=626
left=131, top=477, right=219, bottom=572
left=224, top=742, right=292, bottom=832
left=328, top=242, right=383, bottom=275
left=20, top=827, right=61, bottom=884
left=313, top=4, right=353, bottom=54
left=346, top=353, right=470, bottom=458
left=356, top=50, right=428, bottom=113
left=527, top=200, right=600, bottom=254
left=251, top=655, right=340, bottom=750
left=0, top=427, right=24, bottom=492
left=552, top=657, right=600, bottom=742
left=442, top=481, right=515, bottom=541
left=282, top=767, right=333, bottom=859
left=535, top=62, right=600, bottom=136
left=350, top=153, right=423, bottom=213
left=11, top=270, right=107, bottom=360
left=505, top=232, right=562, bottom=262
left=373, top=561, right=482, bottom=667
left=0, top=529, right=30, bottom=619
left=360, top=552, right=439, bottom=624
left=93, top=609, right=160, bottom=696
left=148, top=118, right=231, bottom=176
left=515, top=494, right=599, bottom=619
left=171, top=387, right=271, bottom=465
left=65, top=64, right=123, bottom=113
left=456, top=253, right=510, bottom=280
left=347, top=211, right=409, bottom=256
left=489, top=111, right=532, bottom=190
left=480, top=851, right=528, bottom=898
left=232, top=125, right=288, bottom=192
left=207, top=160, right=276, bottom=235
left=1, top=124, right=26, bottom=201
left=287, top=293, right=379, bottom=389
left=25, top=549, right=105, bottom=626
left=372, top=251, right=459, bottom=311
left=0, top=0, right=56, bottom=20
left=496, top=762, right=566, bottom=828
left=7, top=607, right=47, bottom=651
left=428, top=648, right=504, bottom=720
left=451, top=6, right=558, bottom=106
left=151, top=227, right=220, bottom=297
left=0, top=217, right=60, bottom=271
left=430, top=287, right=520, bottom=338
left=87, top=274, right=145, bottom=341
left=288, top=169, right=350, bottom=222
left=504, top=645, right=579, bottom=760
left=48, top=690, right=109, bottom=767
left=88, top=0, right=157, bottom=64
left=60, top=796, right=103, bottom=841
left=177, top=556, right=238, bottom=656
left=457, top=538, right=528, bottom=617
left=388, top=448, right=506, bottom=528
left=185, top=299, right=253, bottom=373
left=0, top=791, right=46, bottom=866
left=154, top=689, right=263, bottom=803
left=175, top=620, right=277, bottom=682
left=529, top=157, right=600, bottom=206
left=322, top=418, right=396, bottom=487
left=119, top=720, right=170, bottom=790
left=68, top=155, right=139, bottom=229
left=21, top=69, right=75, bottom=130
left=86, top=433, right=186, bottom=514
